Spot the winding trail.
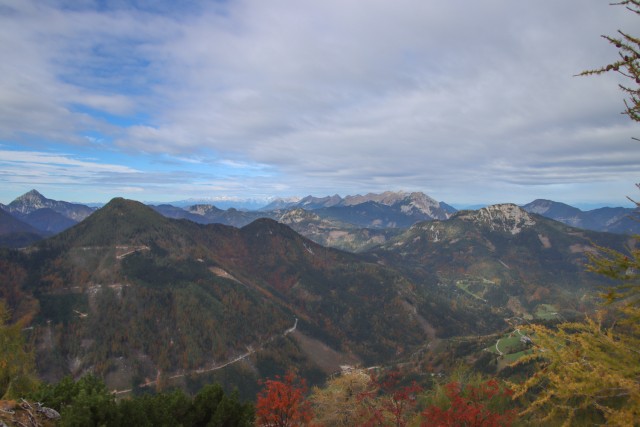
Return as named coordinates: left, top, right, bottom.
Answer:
left=112, top=318, right=298, bottom=396
left=116, top=246, right=150, bottom=259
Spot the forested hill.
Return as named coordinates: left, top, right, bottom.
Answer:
left=372, top=204, right=628, bottom=329
left=1, top=198, right=432, bottom=392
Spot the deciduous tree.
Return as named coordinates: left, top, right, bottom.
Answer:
left=255, top=372, right=312, bottom=427
left=357, top=370, right=422, bottom=427
left=0, top=299, right=39, bottom=399
left=309, top=368, right=373, bottom=426
left=422, top=379, right=514, bottom=427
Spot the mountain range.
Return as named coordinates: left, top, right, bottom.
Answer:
left=0, top=190, right=96, bottom=246
left=1, top=198, right=434, bottom=389
left=0, top=193, right=631, bottom=394
left=1, top=190, right=636, bottom=252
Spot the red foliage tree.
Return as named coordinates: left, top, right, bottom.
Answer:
left=421, top=379, right=515, bottom=427
left=358, top=370, right=423, bottom=427
left=255, top=372, right=312, bottom=427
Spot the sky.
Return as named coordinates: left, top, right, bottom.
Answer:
left=0, top=0, right=638, bottom=208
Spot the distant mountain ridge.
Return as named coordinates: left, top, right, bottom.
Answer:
left=522, top=199, right=638, bottom=235
left=288, top=191, right=453, bottom=219
left=6, top=189, right=94, bottom=221
left=0, top=190, right=95, bottom=245
left=151, top=191, right=456, bottom=250
left=3, top=190, right=638, bottom=253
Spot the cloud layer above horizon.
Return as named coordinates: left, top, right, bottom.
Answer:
left=1, top=0, right=638, bottom=206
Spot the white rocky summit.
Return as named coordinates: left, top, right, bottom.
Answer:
left=458, top=204, right=536, bottom=235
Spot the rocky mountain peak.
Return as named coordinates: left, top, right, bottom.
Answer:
left=456, top=203, right=536, bottom=234
left=9, top=189, right=48, bottom=213
left=278, top=208, right=320, bottom=224
left=7, top=189, right=94, bottom=222
left=187, top=204, right=223, bottom=216
left=338, top=191, right=450, bottom=219
left=400, top=192, right=447, bottom=217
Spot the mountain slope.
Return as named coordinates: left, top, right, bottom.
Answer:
left=277, top=208, right=402, bottom=252
left=0, top=208, right=42, bottom=235
left=21, top=208, right=77, bottom=234
left=372, top=204, right=627, bottom=332
left=5, top=198, right=430, bottom=390
left=0, top=208, right=45, bottom=248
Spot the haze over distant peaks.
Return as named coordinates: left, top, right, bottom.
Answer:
left=522, top=199, right=638, bottom=235
left=258, top=196, right=302, bottom=211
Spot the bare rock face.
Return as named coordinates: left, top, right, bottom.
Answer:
left=340, top=191, right=450, bottom=219
left=186, top=204, right=223, bottom=216
left=278, top=208, right=322, bottom=224
left=457, top=204, right=536, bottom=235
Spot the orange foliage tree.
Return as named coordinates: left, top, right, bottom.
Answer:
left=255, top=372, right=312, bottom=427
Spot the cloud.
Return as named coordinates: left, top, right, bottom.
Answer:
left=0, top=148, right=283, bottom=203
left=0, top=149, right=139, bottom=182
left=0, top=0, right=637, bottom=204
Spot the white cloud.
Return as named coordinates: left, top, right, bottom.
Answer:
left=0, top=0, right=637, bottom=205
left=0, top=150, right=140, bottom=184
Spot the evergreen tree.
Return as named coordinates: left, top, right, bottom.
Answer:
left=577, top=0, right=640, bottom=128
left=510, top=2, right=640, bottom=424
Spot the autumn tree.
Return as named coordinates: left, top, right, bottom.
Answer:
left=510, top=316, right=640, bottom=425
left=509, top=2, right=640, bottom=424
left=309, top=368, right=374, bottom=426
left=421, top=377, right=514, bottom=427
left=0, top=299, right=39, bottom=399
left=358, top=370, right=422, bottom=427
left=255, top=372, right=312, bottom=427
left=510, top=226, right=640, bottom=424
left=578, top=0, right=640, bottom=129
left=309, top=367, right=424, bottom=427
